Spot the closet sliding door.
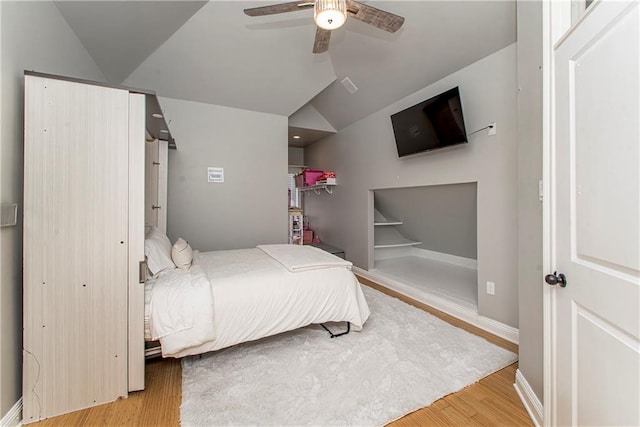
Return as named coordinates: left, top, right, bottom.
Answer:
left=23, top=75, right=134, bottom=422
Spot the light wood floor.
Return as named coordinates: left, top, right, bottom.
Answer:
left=32, top=280, right=533, bottom=427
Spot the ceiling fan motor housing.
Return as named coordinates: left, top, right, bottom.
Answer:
left=314, top=0, right=347, bottom=30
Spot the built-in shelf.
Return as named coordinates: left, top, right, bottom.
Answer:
left=374, top=238, right=422, bottom=249
left=298, top=184, right=336, bottom=195
left=374, top=220, right=404, bottom=226
left=373, top=208, right=421, bottom=249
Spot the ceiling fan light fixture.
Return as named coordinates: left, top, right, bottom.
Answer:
left=314, top=0, right=347, bottom=30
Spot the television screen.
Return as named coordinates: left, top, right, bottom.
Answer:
left=390, top=87, right=468, bottom=157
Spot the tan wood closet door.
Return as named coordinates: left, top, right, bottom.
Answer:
left=23, top=76, right=130, bottom=422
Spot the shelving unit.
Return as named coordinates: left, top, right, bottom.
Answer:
left=374, top=220, right=404, bottom=226
left=373, top=214, right=421, bottom=249
left=374, top=237, right=423, bottom=249
left=288, top=209, right=303, bottom=245
left=298, top=184, right=336, bottom=195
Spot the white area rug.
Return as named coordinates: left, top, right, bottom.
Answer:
left=181, top=286, right=517, bottom=426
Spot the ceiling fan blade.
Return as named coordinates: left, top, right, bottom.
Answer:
left=345, top=0, right=404, bottom=33
left=244, top=1, right=314, bottom=17
left=312, top=27, right=331, bottom=53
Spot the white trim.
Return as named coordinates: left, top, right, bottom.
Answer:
left=514, top=369, right=544, bottom=427
left=353, top=266, right=519, bottom=344
left=542, top=1, right=558, bottom=425
left=410, top=247, right=477, bottom=270
left=1, top=398, right=22, bottom=427
left=373, top=245, right=414, bottom=261
left=373, top=247, right=478, bottom=269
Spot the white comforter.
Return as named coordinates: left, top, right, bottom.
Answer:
left=149, top=244, right=370, bottom=357
left=148, top=265, right=215, bottom=356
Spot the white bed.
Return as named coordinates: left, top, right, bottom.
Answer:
left=144, top=242, right=370, bottom=358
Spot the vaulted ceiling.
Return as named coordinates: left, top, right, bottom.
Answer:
left=54, top=0, right=516, bottom=146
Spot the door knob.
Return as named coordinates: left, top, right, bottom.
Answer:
left=545, top=271, right=567, bottom=287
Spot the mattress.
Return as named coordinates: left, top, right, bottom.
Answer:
left=145, top=245, right=370, bottom=357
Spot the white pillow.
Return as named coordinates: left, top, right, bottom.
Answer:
left=144, top=227, right=175, bottom=275
left=171, top=238, right=193, bottom=271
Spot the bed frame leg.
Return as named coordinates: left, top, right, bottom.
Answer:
left=320, top=322, right=350, bottom=338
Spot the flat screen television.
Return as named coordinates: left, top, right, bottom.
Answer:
left=390, top=87, right=468, bottom=157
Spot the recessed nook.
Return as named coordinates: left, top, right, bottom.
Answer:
left=369, top=182, right=478, bottom=311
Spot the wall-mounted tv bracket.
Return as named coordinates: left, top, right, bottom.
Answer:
left=468, top=122, right=496, bottom=136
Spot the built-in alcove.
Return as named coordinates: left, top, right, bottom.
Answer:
left=370, top=182, right=478, bottom=310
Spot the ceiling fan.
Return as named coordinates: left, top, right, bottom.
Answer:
left=244, top=0, right=404, bottom=54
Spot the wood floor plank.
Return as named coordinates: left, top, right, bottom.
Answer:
left=441, top=403, right=477, bottom=425
left=446, top=393, right=480, bottom=418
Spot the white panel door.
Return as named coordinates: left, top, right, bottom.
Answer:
left=550, top=1, right=639, bottom=425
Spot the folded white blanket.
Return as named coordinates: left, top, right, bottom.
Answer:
left=257, top=244, right=352, bottom=272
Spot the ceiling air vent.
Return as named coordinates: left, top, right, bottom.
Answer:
left=340, top=77, right=358, bottom=94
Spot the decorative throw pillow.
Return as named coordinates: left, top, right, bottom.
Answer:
left=172, top=237, right=193, bottom=271
left=144, top=227, right=176, bottom=275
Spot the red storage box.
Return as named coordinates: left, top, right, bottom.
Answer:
left=303, top=230, right=314, bottom=244
left=295, top=170, right=324, bottom=187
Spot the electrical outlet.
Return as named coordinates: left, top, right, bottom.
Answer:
left=486, top=281, right=495, bottom=295
left=488, top=122, right=497, bottom=136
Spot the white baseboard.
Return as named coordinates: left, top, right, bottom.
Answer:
left=0, top=398, right=22, bottom=427
left=353, top=266, right=519, bottom=344
left=373, top=245, right=414, bottom=261
left=411, top=247, right=478, bottom=270
left=374, top=246, right=478, bottom=270
left=514, top=369, right=543, bottom=427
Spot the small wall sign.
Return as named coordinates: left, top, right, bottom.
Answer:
left=208, top=167, right=224, bottom=183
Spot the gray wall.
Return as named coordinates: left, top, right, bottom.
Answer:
left=288, top=147, right=305, bottom=166
left=305, top=44, right=519, bottom=327
left=516, top=0, right=544, bottom=401
left=160, top=97, right=288, bottom=251
left=374, top=183, right=477, bottom=259
left=0, top=0, right=105, bottom=418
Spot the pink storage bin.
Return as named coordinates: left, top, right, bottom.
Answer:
left=296, top=170, right=324, bottom=187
